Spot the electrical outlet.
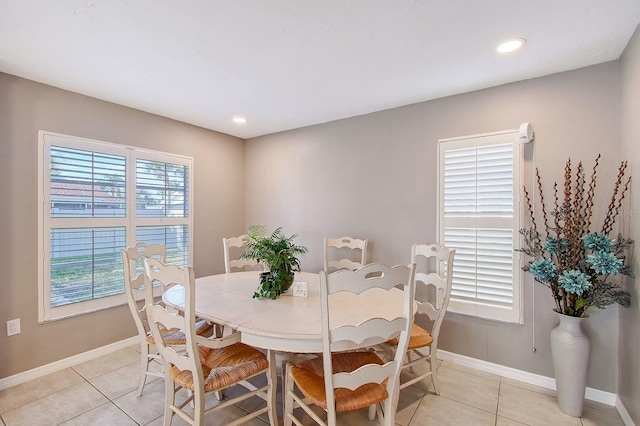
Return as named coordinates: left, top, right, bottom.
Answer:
left=7, top=318, right=20, bottom=336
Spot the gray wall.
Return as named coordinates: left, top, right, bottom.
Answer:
left=246, top=62, right=624, bottom=393
left=619, top=24, right=640, bottom=425
left=0, top=73, right=245, bottom=378
left=1, top=51, right=635, bottom=404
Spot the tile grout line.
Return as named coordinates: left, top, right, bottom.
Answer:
left=403, top=367, right=436, bottom=426
left=435, top=390, right=500, bottom=419
left=73, top=364, right=143, bottom=425
left=0, top=367, right=86, bottom=417
left=404, top=387, right=427, bottom=426
left=495, top=376, right=533, bottom=425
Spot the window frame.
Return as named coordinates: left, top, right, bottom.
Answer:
left=437, top=129, right=524, bottom=324
left=38, top=131, right=194, bottom=322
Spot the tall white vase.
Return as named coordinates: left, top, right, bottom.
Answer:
left=550, top=312, right=590, bottom=417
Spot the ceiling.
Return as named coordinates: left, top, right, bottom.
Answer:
left=1, top=1, right=639, bottom=139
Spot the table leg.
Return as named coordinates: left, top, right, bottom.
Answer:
left=267, top=349, right=280, bottom=426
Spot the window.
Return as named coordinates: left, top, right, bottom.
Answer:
left=438, top=130, right=522, bottom=323
left=39, top=132, right=193, bottom=321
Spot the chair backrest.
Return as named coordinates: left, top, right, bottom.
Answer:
left=142, top=258, right=191, bottom=305
left=319, top=263, right=415, bottom=423
left=223, top=234, right=260, bottom=273
left=143, top=259, right=241, bottom=391
left=323, top=236, right=369, bottom=272
left=143, top=259, right=204, bottom=389
left=121, top=242, right=166, bottom=337
left=411, top=243, right=455, bottom=342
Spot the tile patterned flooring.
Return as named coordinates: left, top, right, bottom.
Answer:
left=0, top=346, right=625, bottom=426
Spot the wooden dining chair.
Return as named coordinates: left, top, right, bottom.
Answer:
left=223, top=234, right=261, bottom=273
left=121, top=243, right=212, bottom=397
left=386, top=243, right=455, bottom=393
left=143, top=258, right=276, bottom=426
left=323, top=236, right=369, bottom=273
left=283, top=263, right=416, bottom=426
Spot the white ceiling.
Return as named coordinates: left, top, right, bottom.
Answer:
left=1, top=1, right=639, bottom=139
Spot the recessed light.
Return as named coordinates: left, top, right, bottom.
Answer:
left=232, top=116, right=247, bottom=124
left=496, top=38, right=526, bottom=53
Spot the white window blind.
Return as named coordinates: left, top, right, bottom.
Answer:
left=438, top=131, right=522, bottom=323
left=39, top=132, right=193, bottom=322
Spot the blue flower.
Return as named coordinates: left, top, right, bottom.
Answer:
left=582, top=233, right=613, bottom=252
left=529, top=258, right=558, bottom=282
left=542, top=237, right=567, bottom=254
left=587, top=251, right=623, bottom=275
left=558, top=270, right=592, bottom=294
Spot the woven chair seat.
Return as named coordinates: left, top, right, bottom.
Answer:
left=145, top=319, right=213, bottom=345
left=290, top=351, right=387, bottom=412
left=170, top=343, right=268, bottom=392
left=387, top=323, right=433, bottom=350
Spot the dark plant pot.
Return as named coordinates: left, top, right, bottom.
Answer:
left=274, top=269, right=295, bottom=292
left=254, top=270, right=295, bottom=299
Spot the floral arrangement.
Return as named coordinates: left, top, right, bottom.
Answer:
left=518, top=155, right=634, bottom=317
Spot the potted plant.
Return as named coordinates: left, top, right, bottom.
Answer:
left=241, top=225, right=308, bottom=299
left=518, top=155, right=633, bottom=417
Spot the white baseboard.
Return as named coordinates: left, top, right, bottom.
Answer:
left=616, top=396, right=636, bottom=426
left=0, top=336, right=138, bottom=392
left=438, top=350, right=617, bottom=406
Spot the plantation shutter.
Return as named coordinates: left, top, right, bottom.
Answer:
left=40, top=132, right=193, bottom=322
left=49, top=146, right=127, bottom=307
left=135, top=158, right=190, bottom=267
left=438, top=131, right=522, bottom=323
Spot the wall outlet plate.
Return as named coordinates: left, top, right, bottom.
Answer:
left=291, top=281, right=308, bottom=298
left=7, top=318, right=20, bottom=336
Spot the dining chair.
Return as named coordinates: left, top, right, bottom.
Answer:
left=386, top=243, right=455, bottom=394
left=283, top=263, right=416, bottom=426
left=323, top=236, right=369, bottom=273
left=121, top=242, right=212, bottom=397
left=223, top=234, right=261, bottom=273
left=143, top=258, right=276, bottom=426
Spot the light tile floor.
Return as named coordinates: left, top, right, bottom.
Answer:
left=0, top=346, right=624, bottom=426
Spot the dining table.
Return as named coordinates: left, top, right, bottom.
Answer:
left=162, top=270, right=407, bottom=353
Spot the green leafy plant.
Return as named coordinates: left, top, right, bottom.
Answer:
left=241, top=225, right=308, bottom=299
left=518, top=155, right=633, bottom=317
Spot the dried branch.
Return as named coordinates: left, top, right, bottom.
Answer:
left=536, top=168, right=549, bottom=231
left=584, top=154, right=600, bottom=233
left=566, top=162, right=585, bottom=268
left=523, top=185, right=538, bottom=236
left=553, top=182, right=563, bottom=270
left=602, top=162, right=629, bottom=234
left=563, top=159, right=572, bottom=209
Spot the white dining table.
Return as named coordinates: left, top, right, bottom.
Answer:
left=162, top=270, right=406, bottom=354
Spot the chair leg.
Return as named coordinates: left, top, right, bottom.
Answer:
left=430, top=347, right=440, bottom=395
left=368, top=404, right=377, bottom=420
left=163, top=377, right=175, bottom=426
left=137, top=341, right=150, bottom=397
left=406, top=351, right=415, bottom=373
left=380, top=387, right=400, bottom=426
left=283, top=363, right=294, bottom=426
left=379, top=400, right=389, bottom=426
left=193, top=385, right=205, bottom=426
